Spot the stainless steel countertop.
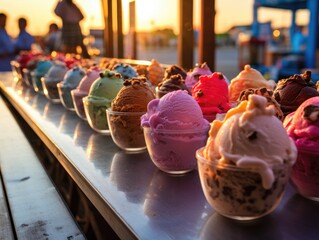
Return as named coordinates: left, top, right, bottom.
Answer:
left=1, top=72, right=319, bottom=240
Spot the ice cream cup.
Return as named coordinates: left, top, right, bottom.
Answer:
left=11, top=60, right=23, bottom=82
left=22, top=68, right=33, bottom=87
left=71, top=90, right=88, bottom=120
left=57, top=82, right=75, bottom=111
left=290, top=146, right=319, bottom=201
left=196, top=147, right=292, bottom=220
left=107, top=109, right=147, bottom=152
left=143, top=126, right=209, bottom=174
left=31, top=72, right=44, bottom=94
left=41, top=77, right=61, bottom=103
left=83, top=96, right=110, bottom=134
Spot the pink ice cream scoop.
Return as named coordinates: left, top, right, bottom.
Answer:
left=141, top=90, right=209, bottom=130
left=192, top=72, right=231, bottom=122
left=71, top=65, right=101, bottom=120
left=141, top=90, right=210, bottom=174
left=284, top=96, right=319, bottom=200
left=185, top=62, right=212, bottom=90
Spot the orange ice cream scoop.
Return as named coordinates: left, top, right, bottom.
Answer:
left=147, top=59, right=165, bottom=86
left=192, top=72, right=231, bottom=122
left=229, top=65, right=276, bottom=102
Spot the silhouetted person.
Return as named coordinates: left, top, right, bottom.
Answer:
left=54, top=0, right=90, bottom=58
left=0, top=13, right=15, bottom=71
left=45, top=23, right=62, bottom=54
left=14, top=17, right=35, bottom=54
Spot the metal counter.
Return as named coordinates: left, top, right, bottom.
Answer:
left=1, top=72, right=318, bottom=240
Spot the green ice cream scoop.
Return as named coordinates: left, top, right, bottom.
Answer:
left=88, top=70, right=124, bottom=101
left=84, top=70, right=124, bottom=133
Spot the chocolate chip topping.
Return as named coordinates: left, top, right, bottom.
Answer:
left=217, top=72, right=224, bottom=79
left=303, top=104, right=319, bottom=121
left=123, top=77, right=147, bottom=87
left=196, top=89, right=204, bottom=97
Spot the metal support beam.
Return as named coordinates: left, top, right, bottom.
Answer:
left=198, top=0, right=215, bottom=71
left=178, top=0, right=194, bottom=70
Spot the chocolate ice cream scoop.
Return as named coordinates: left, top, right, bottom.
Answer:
left=238, top=87, right=284, bottom=121
left=156, top=74, right=190, bottom=98
left=273, top=70, right=319, bottom=116
left=111, top=77, right=155, bottom=112
left=164, top=65, right=187, bottom=80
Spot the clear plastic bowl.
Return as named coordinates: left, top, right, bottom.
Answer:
left=31, top=72, right=44, bottom=94
left=107, top=109, right=146, bottom=152
left=290, top=145, right=319, bottom=201
left=57, top=82, right=75, bottom=111
left=41, top=77, right=61, bottom=103
left=143, top=126, right=209, bottom=174
left=83, top=96, right=111, bottom=134
left=196, top=147, right=292, bottom=220
left=11, top=60, right=23, bottom=82
left=71, top=90, right=87, bottom=120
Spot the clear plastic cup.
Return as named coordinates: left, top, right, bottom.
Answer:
left=31, top=72, right=44, bottom=94
left=41, top=77, right=61, bottom=103
left=83, top=96, right=110, bottom=134
left=196, top=147, right=292, bottom=220
left=57, top=82, right=75, bottom=111
left=143, top=126, right=209, bottom=174
left=71, top=90, right=87, bottom=120
left=107, top=109, right=146, bottom=151
left=290, top=146, right=319, bottom=201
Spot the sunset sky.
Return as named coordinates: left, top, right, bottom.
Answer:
left=0, top=0, right=309, bottom=37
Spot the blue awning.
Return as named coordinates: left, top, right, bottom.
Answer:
left=253, top=0, right=319, bottom=69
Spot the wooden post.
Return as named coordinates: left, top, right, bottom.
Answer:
left=178, top=0, right=194, bottom=70
left=129, top=1, right=137, bottom=59
left=198, top=0, right=215, bottom=71
left=101, top=0, right=114, bottom=57
left=117, top=0, right=124, bottom=58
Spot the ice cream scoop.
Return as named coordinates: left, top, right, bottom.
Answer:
left=31, top=59, right=53, bottom=94
left=229, top=64, right=276, bottom=102
left=164, top=65, right=187, bottom=80
left=107, top=77, right=155, bottom=151
left=283, top=96, right=319, bottom=200
left=238, top=87, right=284, bottom=121
left=42, top=61, right=68, bottom=102
left=147, top=59, right=165, bottom=86
left=156, top=74, right=190, bottom=98
left=112, top=63, right=138, bottom=80
left=57, top=66, right=86, bottom=110
left=71, top=65, right=101, bottom=120
left=197, top=94, right=297, bottom=220
left=84, top=70, right=124, bottom=133
left=192, top=72, right=231, bottom=122
left=185, top=62, right=212, bottom=90
left=142, top=90, right=209, bottom=130
left=274, top=70, right=319, bottom=116
left=141, top=90, right=210, bottom=173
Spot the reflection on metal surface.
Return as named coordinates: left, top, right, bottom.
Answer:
left=86, top=133, right=116, bottom=175
left=143, top=170, right=207, bottom=236
left=73, top=121, right=92, bottom=149
left=58, top=112, right=78, bottom=135
left=110, top=150, right=154, bottom=203
left=200, top=211, right=282, bottom=240
left=278, top=193, right=319, bottom=239
left=31, top=94, right=47, bottom=116
left=43, top=102, right=64, bottom=124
